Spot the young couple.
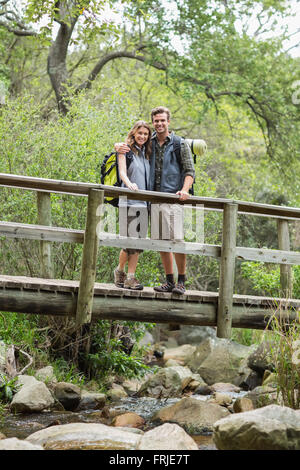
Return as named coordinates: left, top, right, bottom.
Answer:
left=113, top=106, right=195, bottom=295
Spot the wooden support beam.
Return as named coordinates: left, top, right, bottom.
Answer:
left=75, top=189, right=104, bottom=327
left=37, top=192, right=53, bottom=278
left=217, top=202, right=238, bottom=339
left=277, top=219, right=293, bottom=298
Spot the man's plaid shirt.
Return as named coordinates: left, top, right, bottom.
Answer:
left=152, top=132, right=195, bottom=192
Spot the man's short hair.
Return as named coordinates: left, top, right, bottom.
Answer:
left=151, top=106, right=171, bottom=122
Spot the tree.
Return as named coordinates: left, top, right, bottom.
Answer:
left=0, top=0, right=299, bottom=169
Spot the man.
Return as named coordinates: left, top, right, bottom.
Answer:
left=115, top=106, right=195, bottom=295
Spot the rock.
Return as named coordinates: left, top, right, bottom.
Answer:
left=138, top=330, right=155, bottom=347
left=153, top=397, right=230, bottom=433
left=244, top=385, right=278, bottom=408
left=0, top=437, right=44, bottom=450
left=34, top=366, right=57, bottom=384
left=0, top=341, right=6, bottom=373
left=137, top=423, right=198, bottom=450
left=10, top=375, right=55, bottom=413
left=53, top=382, right=81, bottom=411
left=77, top=390, right=106, bottom=410
left=211, top=383, right=241, bottom=393
left=138, top=368, right=183, bottom=398
left=239, top=370, right=262, bottom=390
left=166, top=365, right=206, bottom=391
left=26, top=422, right=141, bottom=450
left=213, top=404, right=300, bottom=450
left=178, top=325, right=216, bottom=345
left=0, top=432, right=6, bottom=440
left=247, top=341, right=274, bottom=376
left=164, top=359, right=182, bottom=367
left=194, top=384, right=213, bottom=396
left=262, top=371, right=277, bottom=387
left=122, top=378, right=143, bottom=395
left=233, top=397, right=254, bottom=413
left=163, top=345, right=196, bottom=366
left=107, top=385, right=128, bottom=401
left=187, top=338, right=255, bottom=386
left=211, top=393, right=233, bottom=407
left=112, top=412, right=145, bottom=429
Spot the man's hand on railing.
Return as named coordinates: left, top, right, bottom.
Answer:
left=176, top=190, right=190, bottom=201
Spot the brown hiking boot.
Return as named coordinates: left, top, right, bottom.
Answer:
left=114, top=268, right=127, bottom=288
left=124, top=276, right=143, bottom=290
left=153, top=281, right=175, bottom=293
left=172, top=283, right=186, bottom=295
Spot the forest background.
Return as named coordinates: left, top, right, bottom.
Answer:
left=0, top=0, right=299, bottom=384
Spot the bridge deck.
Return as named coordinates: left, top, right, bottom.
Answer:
left=0, top=274, right=299, bottom=307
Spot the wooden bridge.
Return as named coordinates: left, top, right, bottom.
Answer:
left=0, top=172, right=299, bottom=339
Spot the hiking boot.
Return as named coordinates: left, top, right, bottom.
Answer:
left=172, top=283, right=186, bottom=295
left=124, top=277, right=144, bottom=290
left=153, top=281, right=175, bottom=293
left=114, top=268, right=127, bottom=288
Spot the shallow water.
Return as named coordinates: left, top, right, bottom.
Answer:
left=0, top=392, right=246, bottom=449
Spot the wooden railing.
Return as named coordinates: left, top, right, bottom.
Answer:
left=0, top=172, right=299, bottom=338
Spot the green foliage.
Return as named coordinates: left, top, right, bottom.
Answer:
left=241, top=262, right=300, bottom=298
left=87, top=320, right=154, bottom=382
left=0, top=373, right=19, bottom=403
left=267, top=316, right=300, bottom=409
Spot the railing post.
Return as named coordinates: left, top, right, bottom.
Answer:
left=277, top=219, right=293, bottom=298
left=217, top=202, right=238, bottom=338
left=76, top=189, right=104, bottom=327
left=37, top=192, right=54, bottom=278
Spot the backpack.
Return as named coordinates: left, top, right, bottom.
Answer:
left=173, top=135, right=196, bottom=196
left=100, top=151, right=133, bottom=207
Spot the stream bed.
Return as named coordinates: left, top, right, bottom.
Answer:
left=0, top=393, right=245, bottom=450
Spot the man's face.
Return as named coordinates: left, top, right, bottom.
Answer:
left=152, top=112, right=170, bottom=135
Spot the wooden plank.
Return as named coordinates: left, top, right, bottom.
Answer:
left=0, top=221, right=84, bottom=243
left=98, top=232, right=221, bottom=258
left=37, top=192, right=53, bottom=278
left=1, top=172, right=300, bottom=219
left=217, top=202, right=238, bottom=338
left=76, top=189, right=104, bottom=327
left=0, top=287, right=298, bottom=329
left=277, top=219, right=293, bottom=297
left=236, top=246, right=300, bottom=265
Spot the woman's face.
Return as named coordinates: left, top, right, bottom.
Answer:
left=134, top=126, right=149, bottom=147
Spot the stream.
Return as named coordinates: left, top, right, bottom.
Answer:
left=0, top=392, right=246, bottom=450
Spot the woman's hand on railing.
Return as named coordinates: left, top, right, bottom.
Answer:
left=127, top=182, right=138, bottom=191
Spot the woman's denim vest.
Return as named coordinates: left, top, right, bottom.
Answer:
left=150, top=133, right=184, bottom=193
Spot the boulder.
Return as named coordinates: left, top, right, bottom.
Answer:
left=137, top=368, right=182, bottom=398
left=137, top=423, right=198, bottom=450
left=112, top=412, right=145, bottom=429
left=34, top=366, right=57, bottom=384
left=0, top=341, right=6, bottom=373
left=0, top=437, right=44, bottom=450
left=26, top=422, right=141, bottom=450
left=162, top=345, right=196, bottom=366
left=77, top=390, right=106, bottom=410
left=53, top=382, right=81, bottom=411
left=153, top=397, right=230, bottom=433
left=247, top=341, right=274, bottom=376
left=178, top=326, right=216, bottom=345
left=244, top=385, right=278, bottom=408
left=233, top=397, right=254, bottom=413
left=211, top=383, right=241, bottom=393
left=187, top=338, right=255, bottom=386
left=165, top=365, right=206, bottom=391
left=107, top=384, right=128, bottom=401
left=213, top=404, right=300, bottom=450
left=10, top=375, right=54, bottom=413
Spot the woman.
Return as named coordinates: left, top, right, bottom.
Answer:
left=113, top=120, right=152, bottom=290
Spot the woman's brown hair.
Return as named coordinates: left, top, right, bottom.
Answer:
left=126, top=120, right=152, bottom=159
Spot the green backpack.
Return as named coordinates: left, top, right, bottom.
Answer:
left=100, top=151, right=133, bottom=207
